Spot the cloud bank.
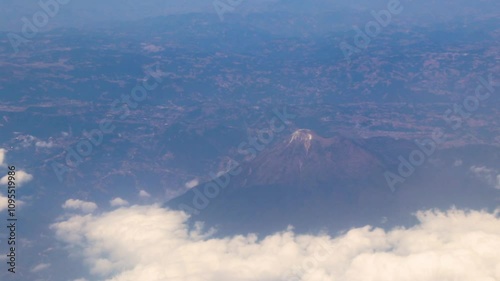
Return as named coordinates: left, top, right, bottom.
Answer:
left=51, top=204, right=500, bottom=281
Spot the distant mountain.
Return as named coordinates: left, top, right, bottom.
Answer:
left=166, top=129, right=395, bottom=235
left=166, top=129, right=500, bottom=236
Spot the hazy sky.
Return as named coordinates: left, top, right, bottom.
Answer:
left=0, top=0, right=497, bottom=31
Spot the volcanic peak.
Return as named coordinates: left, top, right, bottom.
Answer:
left=288, top=129, right=314, bottom=152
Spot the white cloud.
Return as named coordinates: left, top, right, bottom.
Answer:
left=62, top=199, right=97, bottom=213
left=470, top=165, right=494, bottom=174
left=0, top=148, right=6, bottom=167
left=16, top=134, right=37, bottom=148
left=31, top=262, right=51, bottom=272
left=0, top=149, right=12, bottom=209
left=35, top=140, right=54, bottom=148
left=11, top=135, right=55, bottom=149
left=138, top=190, right=151, bottom=198
left=0, top=170, right=33, bottom=186
left=141, top=44, right=164, bottom=53
left=110, top=198, right=129, bottom=207
left=0, top=194, right=8, bottom=212
left=470, top=165, right=500, bottom=189
left=185, top=178, right=199, bottom=189
left=52, top=206, right=500, bottom=281
left=0, top=194, right=24, bottom=212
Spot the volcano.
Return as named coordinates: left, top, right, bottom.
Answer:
left=166, top=129, right=398, bottom=235
left=166, top=128, right=500, bottom=236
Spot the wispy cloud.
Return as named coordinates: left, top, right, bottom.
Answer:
left=31, top=262, right=51, bottom=273
left=185, top=178, right=199, bottom=189
left=470, top=165, right=500, bottom=189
